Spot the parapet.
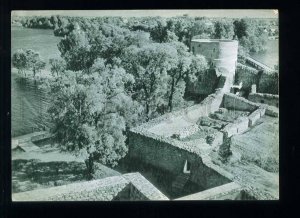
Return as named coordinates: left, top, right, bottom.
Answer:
left=12, top=173, right=169, bottom=201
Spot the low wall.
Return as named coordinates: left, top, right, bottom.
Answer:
left=248, top=107, right=266, bottom=127
left=175, top=182, right=241, bottom=200
left=222, top=117, right=249, bottom=137
left=123, top=173, right=168, bottom=200
left=248, top=93, right=279, bottom=107
left=223, top=93, right=259, bottom=111
left=12, top=175, right=129, bottom=201
left=174, top=124, right=199, bottom=139
left=12, top=173, right=169, bottom=201
left=265, top=106, right=279, bottom=117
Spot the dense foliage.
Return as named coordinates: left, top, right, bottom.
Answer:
left=13, top=15, right=278, bottom=53
left=12, top=49, right=46, bottom=78
left=45, top=62, right=141, bottom=178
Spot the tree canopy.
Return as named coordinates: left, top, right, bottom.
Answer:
left=46, top=61, right=140, bottom=178
left=12, top=49, right=46, bottom=78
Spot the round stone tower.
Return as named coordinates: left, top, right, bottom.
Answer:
left=190, top=39, right=238, bottom=78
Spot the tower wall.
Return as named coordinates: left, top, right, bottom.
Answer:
left=191, top=39, right=238, bottom=77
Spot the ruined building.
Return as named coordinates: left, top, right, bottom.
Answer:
left=127, top=38, right=279, bottom=200
left=12, top=38, right=279, bottom=201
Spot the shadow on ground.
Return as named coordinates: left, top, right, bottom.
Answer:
left=12, top=159, right=87, bottom=193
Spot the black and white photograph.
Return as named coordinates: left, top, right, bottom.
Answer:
left=10, top=9, right=279, bottom=201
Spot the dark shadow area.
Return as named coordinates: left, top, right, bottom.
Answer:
left=114, top=156, right=205, bottom=199
left=12, top=159, right=87, bottom=193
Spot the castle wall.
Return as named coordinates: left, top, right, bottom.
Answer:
left=128, top=131, right=199, bottom=175
left=191, top=40, right=219, bottom=63
left=12, top=175, right=129, bottom=201
left=12, top=173, right=169, bottom=201
left=128, top=131, right=230, bottom=189
left=235, top=63, right=259, bottom=93
left=235, top=64, right=278, bottom=95
left=189, top=39, right=238, bottom=96
left=248, top=93, right=279, bottom=107
left=175, top=182, right=242, bottom=200
left=223, top=93, right=259, bottom=111
left=191, top=39, right=238, bottom=76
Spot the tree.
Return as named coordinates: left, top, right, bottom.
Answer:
left=58, top=24, right=151, bottom=73
left=58, top=28, right=94, bottom=72
left=149, top=18, right=168, bottom=43
left=25, top=49, right=46, bottom=78
left=192, top=19, right=215, bottom=39
left=49, top=58, right=66, bottom=77
left=46, top=60, right=139, bottom=179
left=233, top=19, right=248, bottom=39
left=166, top=41, right=208, bottom=111
left=122, top=43, right=178, bottom=120
left=213, top=20, right=235, bottom=39
left=12, top=49, right=46, bottom=78
left=166, top=16, right=195, bottom=47
left=12, top=49, right=27, bottom=76
left=233, top=18, right=268, bottom=53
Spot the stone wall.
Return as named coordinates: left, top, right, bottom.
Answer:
left=248, top=93, right=279, bottom=107
left=191, top=40, right=220, bottom=63
left=175, top=182, right=241, bottom=200
left=190, top=160, right=231, bottom=189
left=128, top=131, right=201, bottom=175
left=189, top=39, right=238, bottom=97
left=12, top=175, right=129, bottom=201
left=235, top=64, right=279, bottom=95
left=248, top=108, right=266, bottom=127
left=174, top=124, right=200, bottom=139
left=123, top=173, right=169, bottom=200
left=12, top=173, right=169, bottom=201
left=235, top=63, right=259, bottom=93
left=222, top=116, right=249, bottom=137
left=191, top=39, right=238, bottom=76
left=223, top=93, right=259, bottom=111
left=128, top=131, right=230, bottom=190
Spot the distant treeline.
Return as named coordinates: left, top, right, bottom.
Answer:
left=13, top=15, right=278, bottom=53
